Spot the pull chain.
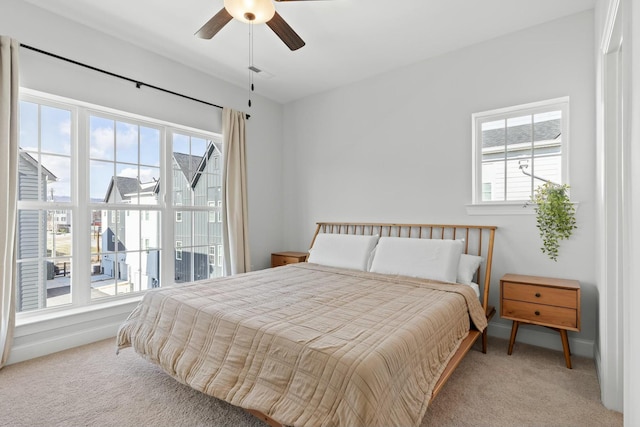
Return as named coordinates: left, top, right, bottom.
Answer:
left=248, top=22, right=254, bottom=108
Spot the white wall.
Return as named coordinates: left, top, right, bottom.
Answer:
left=2, top=0, right=284, bottom=363
left=282, top=12, right=597, bottom=356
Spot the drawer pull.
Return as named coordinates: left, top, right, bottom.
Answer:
left=535, top=293, right=541, bottom=298
left=534, top=310, right=540, bottom=316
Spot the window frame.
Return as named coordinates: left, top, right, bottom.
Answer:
left=471, top=97, right=570, bottom=207
left=16, top=88, right=222, bottom=319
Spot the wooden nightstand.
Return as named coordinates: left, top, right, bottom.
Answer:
left=500, top=273, right=581, bottom=368
left=271, top=251, right=308, bottom=268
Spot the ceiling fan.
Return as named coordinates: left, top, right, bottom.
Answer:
left=195, top=0, right=318, bottom=51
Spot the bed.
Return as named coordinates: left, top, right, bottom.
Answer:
left=117, top=222, right=497, bottom=427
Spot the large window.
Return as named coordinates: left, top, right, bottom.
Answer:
left=472, top=97, right=569, bottom=204
left=16, top=90, right=222, bottom=314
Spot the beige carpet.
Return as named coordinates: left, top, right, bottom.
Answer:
left=0, top=337, right=622, bottom=427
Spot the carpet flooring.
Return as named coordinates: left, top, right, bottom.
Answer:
left=0, top=336, right=623, bottom=426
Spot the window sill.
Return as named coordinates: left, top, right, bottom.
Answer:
left=466, top=202, right=579, bottom=216
left=15, top=295, right=142, bottom=328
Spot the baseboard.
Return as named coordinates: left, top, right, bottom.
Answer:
left=7, top=301, right=138, bottom=365
left=488, top=321, right=594, bottom=358
left=7, top=321, right=121, bottom=365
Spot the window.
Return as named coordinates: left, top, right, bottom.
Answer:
left=16, top=90, right=221, bottom=315
left=208, top=245, right=216, bottom=265
left=208, top=201, right=215, bottom=223
left=472, top=97, right=569, bottom=204
left=172, top=132, right=223, bottom=283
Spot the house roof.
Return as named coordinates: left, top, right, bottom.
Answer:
left=482, top=119, right=561, bottom=148
left=173, top=152, right=204, bottom=184
left=103, top=141, right=222, bottom=200
left=19, top=150, right=58, bottom=181
left=103, top=176, right=142, bottom=202
left=173, top=140, right=222, bottom=188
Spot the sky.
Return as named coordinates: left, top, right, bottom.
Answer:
left=19, top=100, right=210, bottom=202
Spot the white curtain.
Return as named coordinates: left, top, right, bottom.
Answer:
left=221, top=107, right=250, bottom=275
left=0, top=36, right=19, bottom=369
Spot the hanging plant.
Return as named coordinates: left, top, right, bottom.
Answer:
left=532, top=182, right=577, bottom=262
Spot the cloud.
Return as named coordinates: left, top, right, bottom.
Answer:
left=90, top=126, right=115, bottom=159
left=90, top=121, right=138, bottom=160
left=118, top=166, right=158, bottom=184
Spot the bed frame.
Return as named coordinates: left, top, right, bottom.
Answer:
left=251, top=222, right=497, bottom=427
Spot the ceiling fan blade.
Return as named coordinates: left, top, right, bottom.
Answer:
left=266, top=11, right=306, bottom=51
left=195, top=8, right=233, bottom=39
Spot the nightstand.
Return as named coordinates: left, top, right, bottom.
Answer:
left=271, top=251, right=308, bottom=268
left=500, top=273, right=581, bottom=368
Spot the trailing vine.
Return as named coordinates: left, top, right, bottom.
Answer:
left=532, top=183, right=577, bottom=262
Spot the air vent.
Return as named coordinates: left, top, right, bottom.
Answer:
left=248, top=66, right=275, bottom=80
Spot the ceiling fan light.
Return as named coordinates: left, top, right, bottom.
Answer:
left=224, top=0, right=276, bottom=24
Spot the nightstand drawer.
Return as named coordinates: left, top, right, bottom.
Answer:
left=272, top=255, right=301, bottom=267
left=502, top=282, right=578, bottom=309
left=502, top=299, right=578, bottom=330
left=271, top=252, right=307, bottom=268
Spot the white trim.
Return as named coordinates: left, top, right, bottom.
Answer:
left=466, top=202, right=579, bottom=216
left=8, top=299, right=140, bottom=365
left=596, top=0, right=625, bottom=412
left=471, top=97, right=570, bottom=205
left=624, top=0, right=640, bottom=423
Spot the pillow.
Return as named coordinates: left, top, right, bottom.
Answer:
left=307, top=233, right=379, bottom=271
left=369, top=237, right=463, bottom=283
left=457, top=254, right=483, bottom=285
left=467, top=282, right=481, bottom=298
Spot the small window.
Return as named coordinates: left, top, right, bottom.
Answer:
left=217, top=244, right=223, bottom=267
left=472, top=97, right=569, bottom=204
left=208, top=246, right=215, bottom=265
left=217, top=200, right=222, bottom=223
left=175, top=241, right=182, bottom=261
left=175, top=211, right=182, bottom=222
left=208, top=201, right=215, bottom=223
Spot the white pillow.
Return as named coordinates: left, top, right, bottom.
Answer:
left=369, top=237, right=463, bottom=283
left=457, top=254, right=483, bottom=285
left=467, top=282, right=481, bottom=298
left=307, top=233, right=379, bottom=271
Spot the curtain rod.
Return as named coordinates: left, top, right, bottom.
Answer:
left=19, top=43, right=250, bottom=118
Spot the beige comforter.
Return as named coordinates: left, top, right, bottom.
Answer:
left=117, top=263, right=487, bottom=427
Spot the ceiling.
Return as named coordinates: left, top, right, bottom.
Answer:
left=22, top=0, right=595, bottom=104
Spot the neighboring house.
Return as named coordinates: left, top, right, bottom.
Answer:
left=16, top=151, right=58, bottom=312
left=100, top=176, right=161, bottom=292
left=173, top=141, right=223, bottom=283
left=100, top=141, right=222, bottom=289
left=480, top=118, right=562, bottom=201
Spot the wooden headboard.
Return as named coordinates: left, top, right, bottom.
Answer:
left=310, top=222, right=497, bottom=315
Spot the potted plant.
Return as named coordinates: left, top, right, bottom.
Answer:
left=531, top=182, right=577, bottom=261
